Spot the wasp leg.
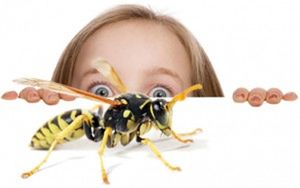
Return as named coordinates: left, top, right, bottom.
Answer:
left=21, top=114, right=88, bottom=179
left=171, top=131, right=193, bottom=143
left=177, top=128, right=202, bottom=137
left=141, top=138, right=181, bottom=171
left=98, top=127, right=112, bottom=184
left=171, top=128, right=202, bottom=143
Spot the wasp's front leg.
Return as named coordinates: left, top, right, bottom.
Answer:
left=139, top=137, right=181, bottom=171
left=167, top=128, right=202, bottom=143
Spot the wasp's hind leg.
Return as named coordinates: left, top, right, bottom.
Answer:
left=139, top=137, right=181, bottom=171
left=21, top=114, right=89, bottom=179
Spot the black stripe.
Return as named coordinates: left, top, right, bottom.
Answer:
left=33, top=135, right=40, bottom=141
left=38, top=129, right=46, bottom=138
left=64, top=138, right=70, bottom=142
left=50, top=117, right=60, bottom=129
left=44, top=121, right=54, bottom=134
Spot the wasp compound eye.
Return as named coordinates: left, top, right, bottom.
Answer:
left=153, top=99, right=167, bottom=112
left=151, top=99, right=169, bottom=128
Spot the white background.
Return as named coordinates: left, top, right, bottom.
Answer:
left=0, top=0, right=299, bottom=187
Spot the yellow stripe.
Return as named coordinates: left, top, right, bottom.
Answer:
left=150, top=105, right=155, bottom=119
left=139, top=99, right=151, bottom=110
left=121, top=134, right=130, bottom=145
left=71, top=129, right=84, bottom=139
left=121, top=99, right=128, bottom=104
left=126, top=119, right=136, bottom=131
left=156, top=121, right=166, bottom=130
left=71, top=110, right=77, bottom=120
left=41, top=127, right=52, bottom=138
left=32, top=137, right=39, bottom=143
left=57, top=116, right=68, bottom=130
left=139, top=123, right=152, bottom=135
left=45, top=136, right=54, bottom=144
left=31, top=138, right=40, bottom=148
left=39, top=140, right=49, bottom=148
left=123, top=110, right=131, bottom=118
left=36, top=132, right=45, bottom=140
left=48, top=123, right=61, bottom=134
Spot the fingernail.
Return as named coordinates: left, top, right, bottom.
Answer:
left=1, top=91, right=18, bottom=100
left=248, top=95, right=264, bottom=107
left=29, top=92, right=39, bottom=99
left=48, top=94, right=57, bottom=101
left=283, top=92, right=298, bottom=101
left=266, top=88, right=282, bottom=104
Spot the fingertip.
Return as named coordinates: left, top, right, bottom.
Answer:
left=266, top=88, right=283, bottom=104
left=19, top=87, right=40, bottom=103
left=19, top=87, right=31, bottom=99
left=59, top=93, right=76, bottom=101
left=248, top=88, right=266, bottom=107
left=42, top=91, right=60, bottom=105
left=1, top=91, right=18, bottom=100
left=233, top=88, right=249, bottom=103
left=283, top=92, right=298, bottom=101
left=27, top=90, right=41, bottom=103
left=44, top=98, right=59, bottom=105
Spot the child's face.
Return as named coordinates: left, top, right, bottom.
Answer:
left=71, top=20, right=191, bottom=97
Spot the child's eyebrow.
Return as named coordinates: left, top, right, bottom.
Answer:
left=82, top=68, right=100, bottom=78
left=145, top=67, right=184, bottom=86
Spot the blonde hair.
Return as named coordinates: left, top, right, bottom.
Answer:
left=52, top=4, right=224, bottom=97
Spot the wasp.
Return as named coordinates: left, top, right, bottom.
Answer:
left=14, top=60, right=202, bottom=184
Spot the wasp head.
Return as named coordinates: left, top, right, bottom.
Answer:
left=150, top=99, right=173, bottom=135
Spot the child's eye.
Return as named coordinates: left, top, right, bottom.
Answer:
left=148, top=86, right=172, bottom=97
left=89, top=84, right=114, bottom=97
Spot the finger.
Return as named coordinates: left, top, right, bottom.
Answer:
left=233, top=88, right=249, bottom=103
left=266, top=88, right=283, bottom=104
left=37, top=88, right=45, bottom=97
left=248, top=88, right=266, bottom=107
left=283, top=92, right=298, bottom=101
left=59, top=93, right=76, bottom=101
left=1, top=91, right=18, bottom=100
left=41, top=89, right=60, bottom=105
left=19, top=87, right=40, bottom=103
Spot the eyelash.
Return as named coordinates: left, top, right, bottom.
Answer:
left=87, top=80, right=174, bottom=97
left=149, top=84, right=174, bottom=96
left=87, top=80, right=116, bottom=96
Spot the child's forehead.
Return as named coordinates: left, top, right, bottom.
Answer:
left=82, top=19, right=189, bottom=62
left=90, top=19, right=177, bottom=43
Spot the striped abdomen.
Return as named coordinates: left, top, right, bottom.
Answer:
left=30, top=109, right=93, bottom=149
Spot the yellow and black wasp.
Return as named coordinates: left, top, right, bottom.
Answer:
left=13, top=60, right=202, bottom=184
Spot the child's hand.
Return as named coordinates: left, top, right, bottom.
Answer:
left=233, top=87, right=297, bottom=107
left=1, top=87, right=75, bottom=105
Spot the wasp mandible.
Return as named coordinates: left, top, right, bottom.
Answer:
left=13, top=60, right=203, bottom=184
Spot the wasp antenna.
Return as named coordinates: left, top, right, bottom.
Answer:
left=167, top=84, right=203, bottom=109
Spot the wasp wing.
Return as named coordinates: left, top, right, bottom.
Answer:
left=92, top=59, right=127, bottom=93
left=13, top=78, right=121, bottom=106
